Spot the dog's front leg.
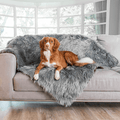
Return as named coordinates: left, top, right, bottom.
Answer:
left=34, top=62, right=45, bottom=80
left=55, top=66, right=63, bottom=80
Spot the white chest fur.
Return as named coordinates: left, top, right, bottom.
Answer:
left=43, top=50, right=56, bottom=67
left=43, top=50, right=51, bottom=62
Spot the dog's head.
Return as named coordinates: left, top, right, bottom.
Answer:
left=39, top=37, right=60, bottom=51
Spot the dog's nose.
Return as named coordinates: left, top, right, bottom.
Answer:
left=45, top=42, right=50, bottom=49
left=46, top=44, right=49, bottom=48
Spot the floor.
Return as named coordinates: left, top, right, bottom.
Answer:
left=1, top=101, right=120, bottom=120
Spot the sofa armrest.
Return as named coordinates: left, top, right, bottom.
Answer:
left=0, top=53, right=16, bottom=100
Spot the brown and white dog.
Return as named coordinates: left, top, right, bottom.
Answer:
left=34, top=37, right=95, bottom=81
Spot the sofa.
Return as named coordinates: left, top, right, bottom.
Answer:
left=0, top=35, right=120, bottom=102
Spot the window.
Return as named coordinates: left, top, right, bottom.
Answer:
left=16, top=7, right=35, bottom=36
left=38, top=8, right=57, bottom=34
left=84, top=0, right=107, bottom=35
left=0, top=4, right=14, bottom=49
left=59, top=5, right=81, bottom=34
left=0, top=0, right=107, bottom=50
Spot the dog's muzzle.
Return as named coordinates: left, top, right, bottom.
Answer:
left=45, top=42, right=50, bottom=50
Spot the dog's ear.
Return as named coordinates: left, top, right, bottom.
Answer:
left=53, top=38, right=60, bottom=51
left=39, top=37, right=44, bottom=50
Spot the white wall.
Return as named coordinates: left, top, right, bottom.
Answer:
left=119, top=0, right=120, bottom=34
left=108, top=0, right=119, bottom=35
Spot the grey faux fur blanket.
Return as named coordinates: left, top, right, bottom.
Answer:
left=0, top=34, right=118, bottom=106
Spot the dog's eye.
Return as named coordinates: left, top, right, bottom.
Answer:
left=45, top=40, right=47, bottom=42
left=51, top=41, right=53, bottom=43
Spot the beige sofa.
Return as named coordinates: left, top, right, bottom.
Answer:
left=0, top=35, right=120, bottom=102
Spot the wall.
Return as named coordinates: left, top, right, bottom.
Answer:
left=108, top=0, right=120, bottom=35
left=119, top=0, right=120, bottom=34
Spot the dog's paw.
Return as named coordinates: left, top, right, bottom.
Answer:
left=55, top=70, right=60, bottom=80
left=34, top=74, right=39, bottom=80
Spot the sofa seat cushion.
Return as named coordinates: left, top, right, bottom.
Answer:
left=85, top=69, right=120, bottom=91
left=13, top=69, right=120, bottom=92
left=13, top=72, right=43, bottom=92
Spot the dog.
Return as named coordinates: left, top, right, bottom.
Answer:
left=34, top=37, right=95, bottom=81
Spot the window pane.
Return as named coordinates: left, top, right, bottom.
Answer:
left=0, top=38, right=12, bottom=50
left=84, top=12, right=106, bottom=25
left=17, top=28, right=35, bottom=36
left=17, top=18, right=35, bottom=27
left=0, top=27, right=14, bottom=37
left=84, top=3, right=94, bottom=14
left=38, top=28, right=57, bottom=34
left=38, top=18, right=57, bottom=27
left=60, top=16, right=81, bottom=27
left=84, top=24, right=106, bottom=35
left=0, top=5, right=13, bottom=16
left=0, top=16, right=14, bottom=27
left=60, top=27, right=81, bottom=34
left=38, top=8, right=57, bottom=17
left=16, top=7, right=35, bottom=17
left=60, top=5, right=81, bottom=16
left=84, top=0, right=107, bottom=14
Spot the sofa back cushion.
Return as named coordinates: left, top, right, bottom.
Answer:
left=98, top=35, right=120, bottom=64
left=0, top=34, right=118, bottom=69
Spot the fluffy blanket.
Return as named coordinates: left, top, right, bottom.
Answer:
left=0, top=34, right=118, bottom=106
